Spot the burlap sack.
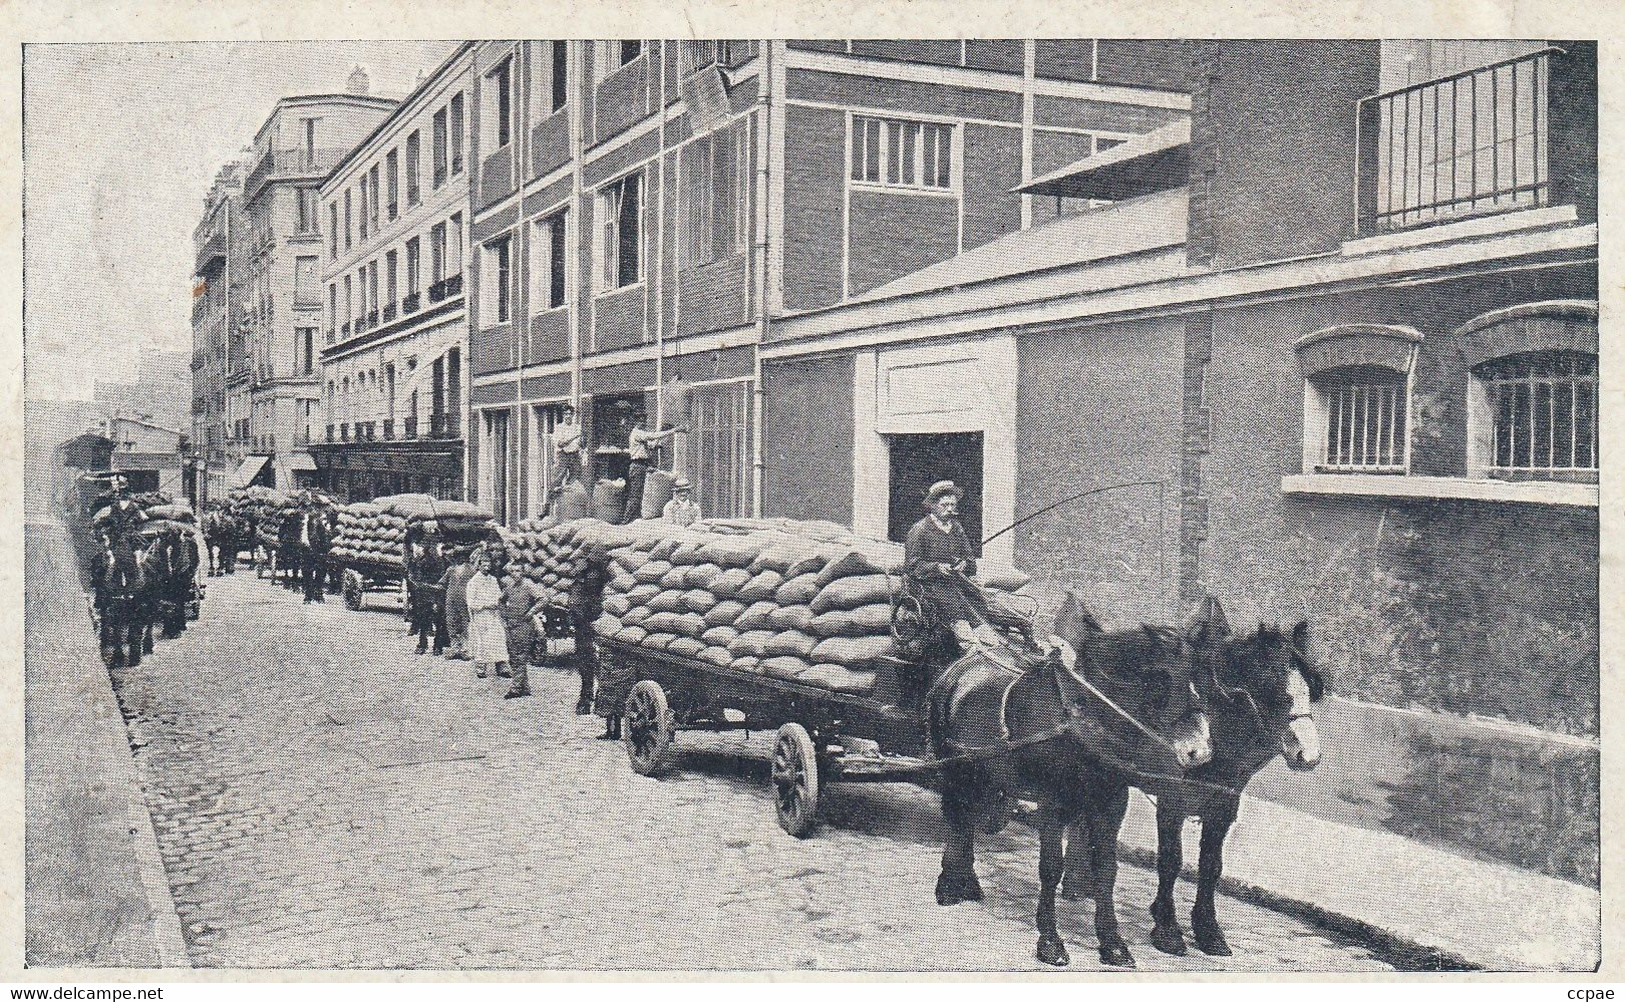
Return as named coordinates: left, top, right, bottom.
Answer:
left=643, top=632, right=678, bottom=652
left=633, top=559, right=673, bottom=584
left=641, top=469, right=675, bottom=521
left=684, top=563, right=723, bottom=589
left=646, top=591, right=686, bottom=614
left=703, top=599, right=747, bottom=628
left=617, top=625, right=649, bottom=646
left=810, top=634, right=896, bottom=667
left=764, top=630, right=819, bottom=659
left=622, top=605, right=653, bottom=627
left=775, top=573, right=821, bottom=606
left=701, top=625, right=741, bottom=648
left=659, top=566, right=691, bottom=590
left=670, top=540, right=706, bottom=565
left=674, top=612, right=707, bottom=637
left=732, top=655, right=761, bottom=673
left=734, top=601, right=778, bottom=632
left=682, top=589, right=719, bottom=614
left=594, top=613, right=623, bottom=637
left=810, top=574, right=895, bottom=615
left=668, top=636, right=707, bottom=658
left=698, top=646, right=734, bottom=668
left=737, top=569, right=783, bottom=601
left=642, top=612, right=684, bottom=634
left=603, top=594, right=632, bottom=618
left=698, top=536, right=761, bottom=569
left=767, top=604, right=816, bottom=633
left=625, top=583, right=661, bottom=605
left=800, top=664, right=879, bottom=695
left=710, top=567, right=753, bottom=598
left=760, top=656, right=810, bottom=681
left=814, top=551, right=886, bottom=589
left=727, top=630, right=776, bottom=658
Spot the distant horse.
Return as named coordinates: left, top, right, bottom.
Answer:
left=929, top=590, right=1213, bottom=967
left=1061, top=596, right=1325, bottom=957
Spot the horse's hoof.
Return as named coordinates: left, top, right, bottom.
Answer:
left=934, top=870, right=982, bottom=906
left=1150, top=923, right=1188, bottom=956
left=1036, top=936, right=1070, bottom=967
left=1193, top=927, right=1232, bottom=957
left=1098, top=941, right=1136, bottom=968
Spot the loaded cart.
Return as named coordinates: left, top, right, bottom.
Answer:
left=331, top=495, right=500, bottom=612
left=577, top=514, right=1039, bottom=837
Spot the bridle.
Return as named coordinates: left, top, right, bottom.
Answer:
left=1206, top=640, right=1319, bottom=739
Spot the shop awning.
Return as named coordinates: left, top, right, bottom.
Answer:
left=281, top=453, right=318, bottom=472
left=230, top=455, right=270, bottom=487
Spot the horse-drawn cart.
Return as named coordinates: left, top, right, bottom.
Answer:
left=338, top=553, right=409, bottom=611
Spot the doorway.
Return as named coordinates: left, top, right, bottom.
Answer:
left=887, top=432, right=983, bottom=551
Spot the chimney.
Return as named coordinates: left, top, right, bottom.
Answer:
left=347, top=65, right=371, bottom=96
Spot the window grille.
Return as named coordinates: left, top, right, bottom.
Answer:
left=1315, top=366, right=1408, bottom=472
left=685, top=380, right=754, bottom=518
left=851, top=116, right=953, bottom=191
left=1479, top=350, right=1596, bottom=476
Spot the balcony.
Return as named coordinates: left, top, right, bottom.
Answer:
left=244, top=146, right=350, bottom=202
left=367, top=310, right=379, bottom=327
left=195, top=229, right=227, bottom=275
left=445, top=273, right=463, bottom=297
left=356, top=316, right=371, bottom=335
left=403, top=292, right=421, bottom=314
left=1356, top=47, right=1576, bottom=235
left=404, top=415, right=418, bottom=440
left=428, top=280, right=447, bottom=304
left=341, top=321, right=351, bottom=337
left=383, top=303, right=397, bottom=323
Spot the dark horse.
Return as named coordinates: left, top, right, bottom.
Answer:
left=1061, top=596, right=1325, bottom=957
left=929, top=590, right=1213, bottom=968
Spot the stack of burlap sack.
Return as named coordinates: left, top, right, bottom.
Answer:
left=587, top=517, right=1032, bottom=697
left=332, top=494, right=498, bottom=570
left=501, top=516, right=671, bottom=616
left=226, top=487, right=296, bottom=548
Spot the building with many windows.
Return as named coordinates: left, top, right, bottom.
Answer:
left=191, top=162, right=245, bottom=503
left=311, top=45, right=476, bottom=500
left=228, top=70, right=396, bottom=491
left=759, top=40, right=1597, bottom=738
left=460, top=39, right=1191, bottom=527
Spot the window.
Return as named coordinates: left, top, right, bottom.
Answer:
left=405, top=130, right=421, bottom=205
left=449, top=212, right=464, bottom=278
left=298, top=327, right=316, bottom=375
left=359, top=175, right=369, bottom=240
left=328, top=283, right=337, bottom=341
left=369, top=164, right=381, bottom=233
left=406, top=237, right=421, bottom=295
left=329, top=202, right=339, bottom=257
left=385, top=149, right=399, bottom=219
left=294, top=255, right=320, bottom=305
left=531, top=211, right=567, bottom=310
left=343, top=275, right=353, bottom=328
left=430, top=222, right=447, bottom=284
left=303, top=117, right=318, bottom=155
left=851, top=116, right=954, bottom=191
left=551, top=41, right=569, bottom=112
left=485, top=235, right=514, bottom=324
left=433, top=108, right=448, bottom=187
left=297, top=189, right=319, bottom=234
left=597, top=171, right=643, bottom=291
left=368, top=260, right=379, bottom=315
left=1295, top=323, right=1419, bottom=476
left=343, top=189, right=353, bottom=249
left=595, top=40, right=643, bottom=80
left=485, top=60, right=513, bottom=151
left=681, top=122, right=749, bottom=266
left=1476, top=352, right=1596, bottom=478
left=450, top=92, right=465, bottom=173
left=385, top=249, right=398, bottom=307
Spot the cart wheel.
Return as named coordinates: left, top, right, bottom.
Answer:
left=342, top=570, right=364, bottom=611
left=772, top=723, right=821, bottom=838
left=623, top=680, right=675, bottom=777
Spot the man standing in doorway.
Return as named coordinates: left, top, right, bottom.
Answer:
left=552, top=403, right=582, bottom=490
left=622, top=408, right=684, bottom=524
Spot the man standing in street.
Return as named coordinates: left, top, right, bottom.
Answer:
left=406, top=526, right=448, bottom=655
left=301, top=501, right=331, bottom=603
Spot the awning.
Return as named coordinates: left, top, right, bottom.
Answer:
left=281, top=453, right=318, bottom=472
left=230, top=455, right=270, bottom=487
left=1014, top=118, right=1190, bottom=201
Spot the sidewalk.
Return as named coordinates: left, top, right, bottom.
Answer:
left=24, top=520, right=188, bottom=968
left=1115, top=784, right=1600, bottom=972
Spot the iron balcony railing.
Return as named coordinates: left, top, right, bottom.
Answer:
left=404, top=415, right=418, bottom=439
left=1357, top=47, right=1561, bottom=234
left=245, top=147, right=350, bottom=202
left=428, top=279, right=447, bottom=304
left=403, top=292, right=421, bottom=314
left=383, top=302, right=397, bottom=323
left=445, top=273, right=463, bottom=297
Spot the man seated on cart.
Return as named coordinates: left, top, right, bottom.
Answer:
left=899, top=480, right=1038, bottom=703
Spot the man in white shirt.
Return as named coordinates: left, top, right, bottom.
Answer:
left=623, top=418, right=683, bottom=523
left=662, top=477, right=701, bottom=527
left=552, top=403, right=581, bottom=488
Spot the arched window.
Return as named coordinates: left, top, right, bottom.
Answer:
left=1464, top=301, right=1597, bottom=480
left=1294, top=324, right=1421, bottom=474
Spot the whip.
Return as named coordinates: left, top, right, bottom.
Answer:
left=978, top=480, right=1165, bottom=548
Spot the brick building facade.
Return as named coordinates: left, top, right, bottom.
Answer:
left=758, top=40, right=1598, bottom=736
left=460, top=39, right=1188, bottom=526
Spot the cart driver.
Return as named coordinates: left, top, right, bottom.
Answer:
left=904, top=481, right=1003, bottom=655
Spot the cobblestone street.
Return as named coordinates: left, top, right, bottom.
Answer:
left=98, top=567, right=1394, bottom=971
